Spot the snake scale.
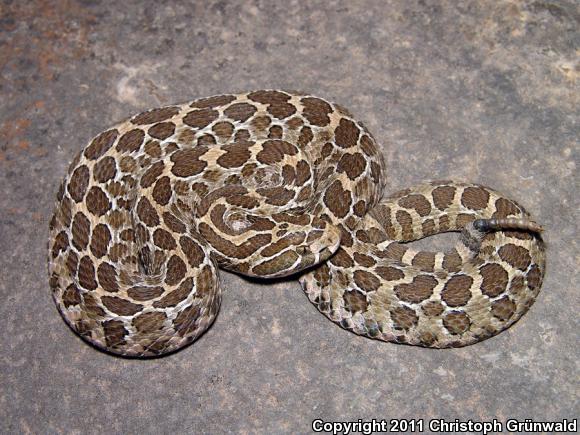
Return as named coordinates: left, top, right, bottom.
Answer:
left=48, top=91, right=546, bottom=357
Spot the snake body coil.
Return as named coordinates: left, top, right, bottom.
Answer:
left=48, top=91, right=546, bottom=356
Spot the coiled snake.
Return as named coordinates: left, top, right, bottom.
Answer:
left=48, top=91, right=546, bottom=356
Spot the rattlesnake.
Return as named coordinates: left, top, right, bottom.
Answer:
left=48, top=91, right=546, bottom=356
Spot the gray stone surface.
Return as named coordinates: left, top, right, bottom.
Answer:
left=1, top=0, right=578, bottom=433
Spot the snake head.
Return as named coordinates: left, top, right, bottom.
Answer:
left=198, top=197, right=342, bottom=279
left=245, top=216, right=341, bottom=279
left=296, top=219, right=341, bottom=268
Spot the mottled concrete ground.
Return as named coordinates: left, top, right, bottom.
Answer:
left=1, top=0, right=578, bottom=433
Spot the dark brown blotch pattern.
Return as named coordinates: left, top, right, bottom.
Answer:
left=498, top=244, right=531, bottom=271
left=180, top=236, right=205, bottom=267
left=324, top=180, right=351, bottom=219
left=359, top=134, right=377, bottom=157
left=152, top=176, right=172, bottom=206
left=268, top=103, right=296, bottom=120
left=343, top=289, right=368, bottom=313
left=399, top=194, right=431, bottom=217
left=337, top=152, right=366, bottom=180
left=90, top=223, right=111, bottom=258
left=148, top=122, right=175, bottom=140
left=94, top=156, right=117, bottom=183
left=480, top=263, right=509, bottom=297
left=217, top=142, right=252, bottom=168
left=353, top=252, right=376, bottom=268
left=72, top=212, right=91, bottom=251
left=86, top=186, right=111, bottom=216
left=493, top=197, right=521, bottom=218
left=256, top=140, right=298, bottom=164
left=153, top=228, right=177, bottom=250
left=140, top=161, right=164, bottom=188
left=137, top=197, right=159, bottom=227
left=268, top=125, right=283, bottom=139
left=224, top=103, right=257, bottom=122
left=443, top=311, right=471, bottom=334
left=183, top=108, right=219, bottom=129
left=248, top=90, right=290, bottom=104
left=353, top=270, right=381, bottom=292
left=375, top=266, right=404, bottom=281
left=116, top=129, right=145, bottom=153
left=432, top=186, right=456, bottom=210
left=164, top=212, right=186, bottom=233
left=442, top=250, right=462, bottom=273
left=411, top=252, right=436, bottom=271
left=101, top=296, right=143, bottom=316
left=174, top=304, right=202, bottom=336
left=127, top=286, right=164, bottom=301
left=165, top=255, right=186, bottom=285
left=313, top=263, right=331, bottom=287
left=52, top=231, right=68, bottom=258
left=491, top=296, right=516, bottom=321
left=154, top=277, right=194, bottom=308
left=170, top=147, right=208, bottom=178
left=84, top=129, right=118, bottom=160
left=395, top=210, right=414, bottom=240
left=441, top=274, right=473, bottom=307
left=68, top=165, right=90, bottom=202
left=213, top=121, right=235, bottom=139
left=83, top=293, right=105, bottom=317
left=97, top=262, right=119, bottom=292
left=526, top=264, right=543, bottom=291
left=298, top=126, right=313, bottom=148
left=103, top=319, right=128, bottom=347
left=295, top=160, right=311, bottom=186
left=394, top=275, right=437, bottom=303
left=301, top=97, right=332, bottom=126
left=329, top=248, right=354, bottom=268
left=334, top=118, right=360, bottom=149
left=390, top=306, right=418, bottom=330
left=132, top=311, right=167, bottom=333
left=190, top=94, right=236, bottom=109
left=132, top=106, right=179, bottom=125
left=62, top=284, right=82, bottom=307
left=195, top=265, right=214, bottom=297
left=422, top=301, right=445, bottom=316
left=66, top=251, right=78, bottom=276
left=78, top=255, right=98, bottom=290
left=461, top=186, right=490, bottom=210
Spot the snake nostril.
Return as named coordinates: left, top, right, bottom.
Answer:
left=296, top=246, right=308, bottom=255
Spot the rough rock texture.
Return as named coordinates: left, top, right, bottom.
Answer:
left=1, top=0, right=577, bottom=433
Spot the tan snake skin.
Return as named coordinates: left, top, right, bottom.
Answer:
left=48, top=91, right=546, bottom=356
